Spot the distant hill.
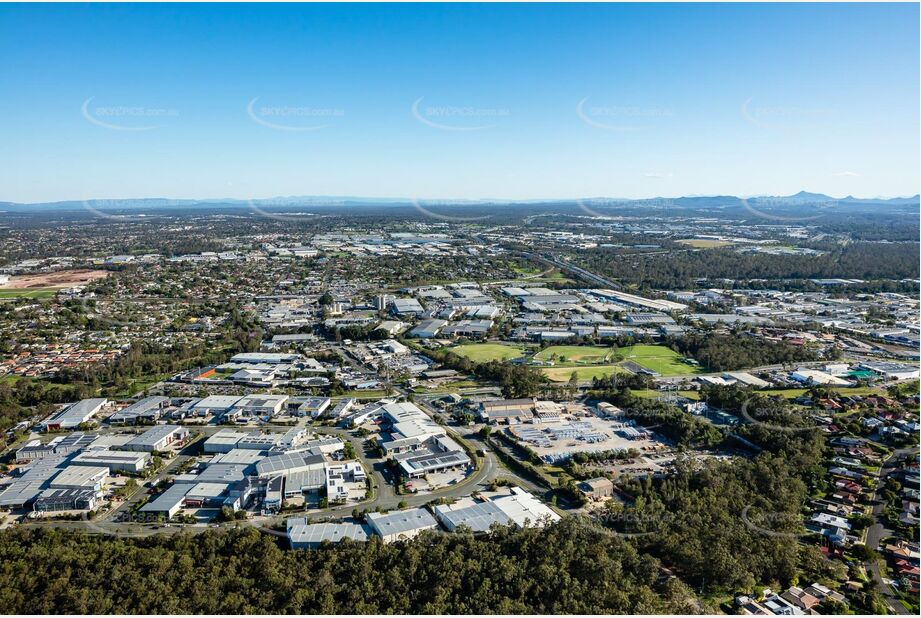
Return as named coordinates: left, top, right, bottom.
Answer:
left=1, top=192, right=917, bottom=214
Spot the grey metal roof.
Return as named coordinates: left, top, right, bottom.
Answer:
left=124, top=424, right=184, bottom=449
left=287, top=521, right=369, bottom=545
left=195, top=463, right=250, bottom=483
left=45, top=398, right=107, bottom=427
left=366, top=507, right=438, bottom=537
left=255, top=453, right=322, bottom=477
left=109, top=396, right=168, bottom=422
left=140, top=483, right=190, bottom=513
left=210, top=449, right=265, bottom=466
left=286, top=468, right=326, bottom=492
left=434, top=500, right=511, bottom=532
left=0, top=457, right=65, bottom=507
left=398, top=450, right=470, bottom=475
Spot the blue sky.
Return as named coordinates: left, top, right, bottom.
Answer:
left=0, top=2, right=918, bottom=202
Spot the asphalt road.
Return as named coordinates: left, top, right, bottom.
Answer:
left=864, top=446, right=918, bottom=615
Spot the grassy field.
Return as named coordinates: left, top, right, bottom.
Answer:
left=534, top=345, right=616, bottom=364
left=760, top=386, right=886, bottom=399
left=616, top=344, right=702, bottom=376
left=449, top=343, right=525, bottom=362
left=676, top=238, right=734, bottom=248
left=0, top=288, right=57, bottom=299
left=542, top=365, right=628, bottom=382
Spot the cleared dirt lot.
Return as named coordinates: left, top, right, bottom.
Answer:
left=0, top=269, right=110, bottom=289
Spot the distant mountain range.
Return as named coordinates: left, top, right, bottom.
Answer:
left=1, top=192, right=918, bottom=213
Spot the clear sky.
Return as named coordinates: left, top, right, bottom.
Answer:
left=0, top=2, right=918, bottom=203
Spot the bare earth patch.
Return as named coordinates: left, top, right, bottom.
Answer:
left=0, top=269, right=110, bottom=289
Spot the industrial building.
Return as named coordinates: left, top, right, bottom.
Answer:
left=41, top=398, right=108, bottom=431
left=203, top=429, right=251, bottom=453
left=295, top=396, right=331, bottom=418
left=122, top=425, right=189, bottom=452
left=791, top=369, right=852, bottom=387
left=0, top=457, right=66, bottom=508
left=366, top=507, right=439, bottom=543
left=433, top=499, right=512, bottom=532
left=232, top=394, right=289, bottom=417
left=287, top=519, right=369, bottom=549
left=33, top=488, right=97, bottom=512
left=15, top=433, right=96, bottom=462
left=70, top=449, right=149, bottom=474
left=488, top=487, right=561, bottom=528
left=478, top=398, right=535, bottom=423
left=108, top=396, right=169, bottom=425
left=48, top=465, right=108, bottom=491
left=407, top=319, right=447, bottom=338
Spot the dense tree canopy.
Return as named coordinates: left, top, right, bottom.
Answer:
left=0, top=520, right=704, bottom=614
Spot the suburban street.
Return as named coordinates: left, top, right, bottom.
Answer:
left=865, top=446, right=918, bottom=615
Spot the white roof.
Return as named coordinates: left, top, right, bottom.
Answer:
left=490, top=489, right=560, bottom=528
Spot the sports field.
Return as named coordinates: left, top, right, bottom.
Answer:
left=542, top=365, right=629, bottom=382
left=676, top=238, right=734, bottom=248
left=615, top=344, right=702, bottom=376
left=533, top=345, right=615, bottom=364
left=449, top=343, right=525, bottom=362
left=0, top=288, right=57, bottom=299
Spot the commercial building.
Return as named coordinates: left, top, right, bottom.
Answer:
left=108, top=396, right=169, bottom=425
left=791, top=369, right=852, bottom=387
left=33, top=488, right=97, bottom=512
left=203, top=429, right=251, bottom=454
left=233, top=394, right=289, bottom=417
left=138, top=483, right=192, bottom=520
left=366, top=507, right=439, bottom=543
left=236, top=433, right=280, bottom=451
left=255, top=452, right=325, bottom=478
left=488, top=487, right=561, bottom=528
left=70, top=449, right=149, bottom=474
left=433, top=499, right=512, bottom=532
left=15, top=433, right=96, bottom=462
left=41, top=398, right=108, bottom=431
left=284, top=468, right=327, bottom=498
left=296, top=397, right=331, bottom=418
left=190, top=395, right=244, bottom=418
left=0, top=457, right=65, bottom=508
left=326, top=461, right=366, bottom=502
left=478, top=398, right=535, bottom=423
left=394, top=436, right=471, bottom=479
left=287, top=519, right=369, bottom=549
left=859, top=362, right=920, bottom=381
left=723, top=372, right=771, bottom=389
left=196, top=463, right=251, bottom=484
left=230, top=352, right=302, bottom=365
left=209, top=449, right=265, bottom=467
left=122, top=425, right=189, bottom=452
left=48, top=465, right=108, bottom=491
left=407, top=319, right=448, bottom=338
left=375, top=401, right=471, bottom=479
left=391, top=298, right=425, bottom=317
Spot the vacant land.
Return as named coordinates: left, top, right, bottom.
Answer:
left=449, top=343, right=525, bottom=362
left=542, top=365, right=629, bottom=382
left=0, top=269, right=110, bottom=289
left=534, top=345, right=615, bottom=364
left=675, top=238, right=734, bottom=248
left=615, top=344, right=702, bottom=376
